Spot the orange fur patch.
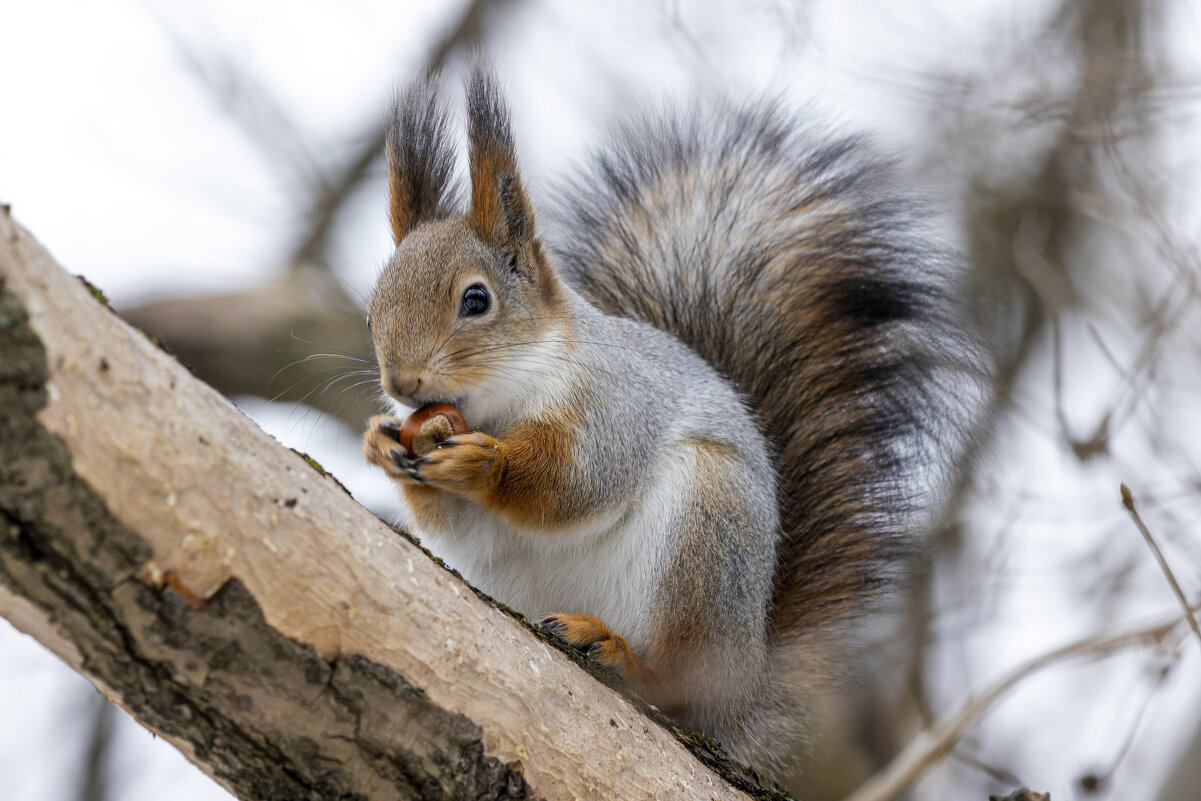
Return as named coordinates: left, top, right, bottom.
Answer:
left=468, top=144, right=508, bottom=243
left=418, top=431, right=499, bottom=492
left=387, top=153, right=419, bottom=244
left=544, top=613, right=653, bottom=685
left=478, top=410, right=585, bottom=529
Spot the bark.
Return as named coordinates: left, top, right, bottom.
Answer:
left=0, top=209, right=778, bottom=801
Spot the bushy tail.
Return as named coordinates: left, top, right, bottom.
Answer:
left=552, top=100, right=977, bottom=640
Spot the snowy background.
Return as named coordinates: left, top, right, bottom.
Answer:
left=2, top=1, right=1200, bottom=799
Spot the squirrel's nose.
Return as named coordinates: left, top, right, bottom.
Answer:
left=383, top=371, right=421, bottom=401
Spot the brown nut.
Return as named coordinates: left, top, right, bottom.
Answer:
left=399, top=403, right=469, bottom=457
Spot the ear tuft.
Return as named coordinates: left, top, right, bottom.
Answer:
left=386, top=77, right=459, bottom=244
left=466, top=65, right=534, bottom=261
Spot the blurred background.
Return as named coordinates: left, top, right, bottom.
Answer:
left=2, top=0, right=1200, bottom=799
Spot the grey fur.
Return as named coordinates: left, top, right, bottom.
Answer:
left=551, top=98, right=979, bottom=636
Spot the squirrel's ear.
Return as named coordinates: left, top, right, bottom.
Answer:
left=465, top=66, right=540, bottom=277
left=386, top=78, right=458, bottom=245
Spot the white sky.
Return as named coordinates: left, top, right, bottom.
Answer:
left=2, top=1, right=1200, bottom=800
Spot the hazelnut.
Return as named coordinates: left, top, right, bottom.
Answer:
left=399, top=403, right=469, bottom=457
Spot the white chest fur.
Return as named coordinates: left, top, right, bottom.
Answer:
left=408, top=445, right=696, bottom=652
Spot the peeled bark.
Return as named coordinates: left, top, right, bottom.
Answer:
left=0, top=209, right=774, bottom=801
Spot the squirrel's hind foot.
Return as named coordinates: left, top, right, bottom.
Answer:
left=541, top=613, right=652, bottom=685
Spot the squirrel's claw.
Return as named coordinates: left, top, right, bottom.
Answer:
left=414, top=432, right=499, bottom=494
left=363, top=415, right=427, bottom=485
left=365, top=417, right=496, bottom=492
left=388, top=450, right=427, bottom=483
left=538, top=613, right=654, bottom=685
left=376, top=418, right=403, bottom=437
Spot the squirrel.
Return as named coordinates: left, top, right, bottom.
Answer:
left=362, top=66, right=975, bottom=775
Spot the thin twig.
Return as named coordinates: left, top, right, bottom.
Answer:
left=842, top=607, right=1197, bottom=801
left=949, top=745, right=1025, bottom=789
left=1120, top=483, right=1201, bottom=651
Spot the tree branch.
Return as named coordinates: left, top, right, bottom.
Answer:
left=843, top=605, right=1197, bottom=801
left=0, top=210, right=765, bottom=801
left=290, top=0, right=517, bottom=271
left=119, top=0, right=525, bottom=432
left=1121, top=483, right=1201, bottom=651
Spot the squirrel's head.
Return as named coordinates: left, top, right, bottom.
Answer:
left=368, top=68, right=565, bottom=421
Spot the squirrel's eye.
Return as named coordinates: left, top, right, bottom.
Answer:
left=365, top=314, right=371, bottom=331
left=460, top=284, right=490, bottom=317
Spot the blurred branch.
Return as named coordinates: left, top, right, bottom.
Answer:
left=119, top=280, right=380, bottom=432
left=843, top=605, right=1199, bottom=801
left=291, top=0, right=516, bottom=271
left=862, top=1, right=1162, bottom=797
left=1073, top=132, right=1201, bottom=445
left=1121, top=484, right=1201, bottom=651
left=78, top=691, right=115, bottom=801
left=1076, top=670, right=1163, bottom=796
left=940, top=0, right=1154, bottom=471
left=164, top=30, right=325, bottom=193
left=948, top=746, right=1024, bottom=789
left=123, top=0, right=520, bottom=430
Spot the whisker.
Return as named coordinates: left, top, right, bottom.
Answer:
left=325, top=379, right=385, bottom=426
left=327, top=377, right=382, bottom=406
left=431, top=317, right=476, bottom=364
left=288, top=331, right=375, bottom=361
left=259, top=368, right=352, bottom=409
left=271, top=359, right=376, bottom=386
left=274, top=347, right=375, bottom=363
left=295, top=371, right=369, bottom=408
left=282, top=364, right=382, bottom=435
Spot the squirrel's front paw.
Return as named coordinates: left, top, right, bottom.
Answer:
left=363, top=415, right=424, bottom=484
left=417, top=431, right=500, bottom=494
